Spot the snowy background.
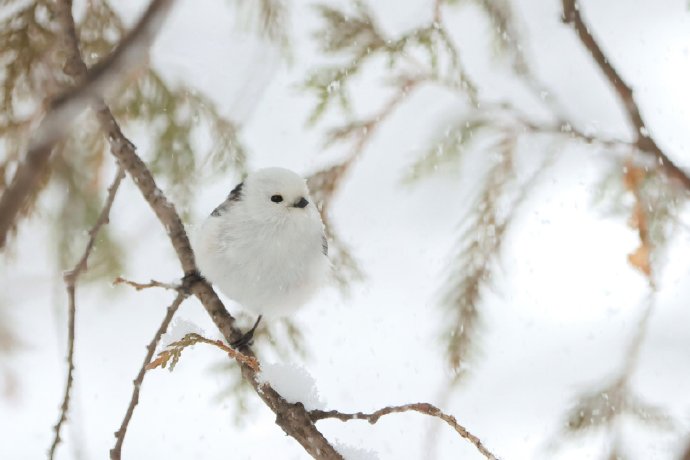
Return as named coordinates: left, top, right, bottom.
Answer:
left=2, top=0, right=690, bottom=459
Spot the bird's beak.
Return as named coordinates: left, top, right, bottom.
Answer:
left=293, top=197, right=309, bottom=208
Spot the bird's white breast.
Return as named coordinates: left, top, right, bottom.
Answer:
left=194, top=204, right=329, bottom=317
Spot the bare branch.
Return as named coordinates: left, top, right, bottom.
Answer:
left=113, top=276, right=178, bottom=292
left=561, top=0, right=690, bottom=190
left=0, top=0, right=174, bottom=250
left=310, top=403, right=498, bottom=460
left=110, top=292, right=186, bottom=460
left=48, top=166, right=125, bottom=460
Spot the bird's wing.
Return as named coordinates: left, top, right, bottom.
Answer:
left=321, top=233, right=328, bottom=256
left=210, top=181, right=244, bottom=217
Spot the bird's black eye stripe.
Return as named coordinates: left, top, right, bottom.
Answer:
left=270, top=194, right=283, bottom=203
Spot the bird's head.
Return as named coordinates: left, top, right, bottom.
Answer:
left=242, top=167, right=316, bottom=222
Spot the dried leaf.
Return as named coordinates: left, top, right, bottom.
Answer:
left=628, top=244, right=651, bottom=276
left=623, top=162, right=646, bottom=191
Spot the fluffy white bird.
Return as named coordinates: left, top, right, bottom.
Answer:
left=194, top=167, right=330, bottom=344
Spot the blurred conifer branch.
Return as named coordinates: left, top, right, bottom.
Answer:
left=307, top=78, right=421, bottom=289
left=0, top=0, right=176, bottom=250
left=564, top=378, right=672, bottom=435
left=441, top=137, right=515, bottom=376
left=231, top=0, right=291, bottom=52
left=0, top=0, right=246, bottom=261
left=556, top=295, right=674, bottom=457
left=0, top=301, right=19, bottom=399
left=305, top=2, right=476, bottom=125
left=305, top=0, right=690, bottom=392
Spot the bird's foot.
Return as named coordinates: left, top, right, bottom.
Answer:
left=231, top=315, right=263, bottom=349
left=181, top=270, right=204, bottom=295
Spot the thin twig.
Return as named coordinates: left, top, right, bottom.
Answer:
left=620, top=293, right=656, bottom=382
left=110, top=292, right=186, bottom=460
left=561, top=0, right=690, bottom=190
left=0, top=0, right=174, bottom=250
left=310, top=403, right=498, bottom=460
left=433, top=0, right=443, bottom=23
left=48, top=166, right=125, bottom=460
left=113, top=276, right=178, bottom=292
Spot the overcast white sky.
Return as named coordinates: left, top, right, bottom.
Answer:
left=3, top=0, right=690, bottom=459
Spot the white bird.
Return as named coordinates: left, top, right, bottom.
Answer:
left=194, top=167, right=330, bottom=346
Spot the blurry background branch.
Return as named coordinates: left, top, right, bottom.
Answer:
left=48, top=166, right=124, bottom=460
left=1, top=0, right=688, bottom=458
left=304, top=0, right=689, bottom=385
left=0, top=0, right=174, bottom=250
left=561, top=0, right=690, bottom=190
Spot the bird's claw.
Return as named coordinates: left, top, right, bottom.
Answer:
left=230, top=315, right=263, bottom=349
left=181, top=270, right=204, bottom=295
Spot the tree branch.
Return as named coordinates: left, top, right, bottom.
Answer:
left=561, top=0, right=690, bottom=189
left=0, top=0, right=174, bottom=250
left=310, top=403, right=498, bottom=460
left=113, top=276, right=179, bottom=292
left=110, top=292, right=186, bottom=460
left=49, top=166, right=125, bottom=460
left=54, top=1, right=344, bottom=458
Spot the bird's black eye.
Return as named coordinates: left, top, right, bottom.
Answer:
left=270, top=194, right=283, bottom=203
